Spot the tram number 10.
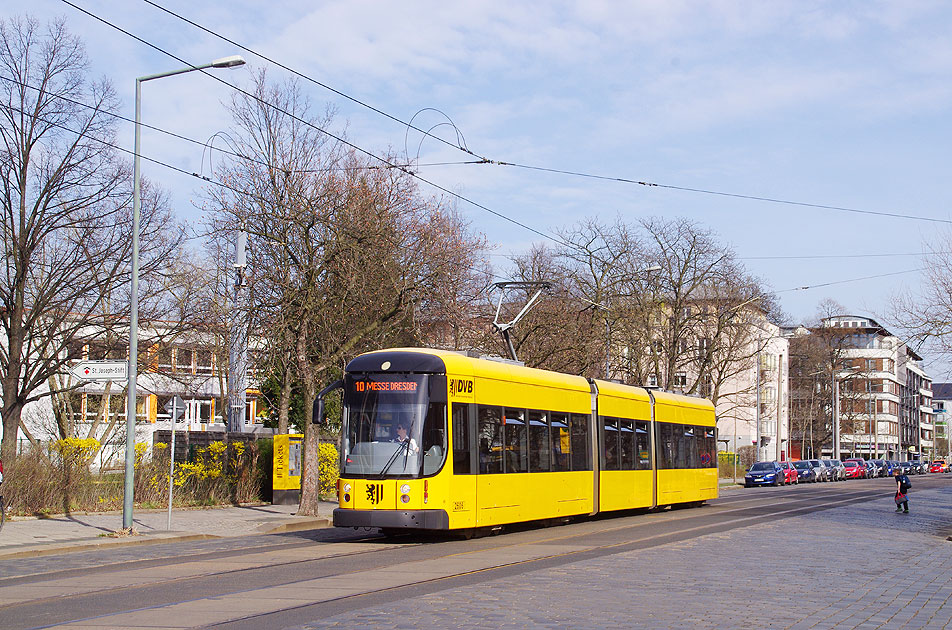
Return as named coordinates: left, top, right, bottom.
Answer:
left=353, top=381, right=418, bottom=393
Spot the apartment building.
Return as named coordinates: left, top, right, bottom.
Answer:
left=823, top=315, right=933, bottom=461
left=711, top=320, right=790, bottom=462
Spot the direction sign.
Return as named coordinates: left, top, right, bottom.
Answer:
left=69, top=360, right=128, bottom=382
left=164, top=395, right=186, bottom=421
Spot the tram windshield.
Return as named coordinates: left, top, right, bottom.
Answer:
left=342, top=373, right=447, bottom=478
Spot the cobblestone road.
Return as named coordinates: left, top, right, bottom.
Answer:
left=294, top=483, right=952, bottom=630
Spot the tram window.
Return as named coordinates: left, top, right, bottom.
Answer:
left=657, top=422, right=676, bottom=469
left=570, top=413, right=591, bottom=471
left=422, top=404, right=447, bottom=475
left=452, top=403, right=473, bottom=475
left=528, top=410, right=551, bottom=473
left=550, top=413, right=570, bottom=472
left=619, top=420, right=635, bottom=470
left=635, top=421, right=650, bottom=469
left=680, top=426, right=698, bottom=469
left=478, top=406, right=503, bottom=474
left=504, top=408, right=528, bottom=473
left=699, top=428, right=716, bottom=468
left=603, top=417, right=619, bottom=470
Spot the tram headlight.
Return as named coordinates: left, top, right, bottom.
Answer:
left=342, top=483, right=352, bottom=493
left=400, top=494, right=411, bottom=504
left=343, top=494, right=350, bottom=503
left=400, top=484, right=411, bottom=494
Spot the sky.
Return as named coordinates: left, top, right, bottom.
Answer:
left=10, top=0, right=952, bottom=374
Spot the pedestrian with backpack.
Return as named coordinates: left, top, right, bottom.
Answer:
left=894, top=468, right=911, bottom=513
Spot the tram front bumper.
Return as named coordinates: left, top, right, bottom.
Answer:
left=333, top=508, right=449, bottom=530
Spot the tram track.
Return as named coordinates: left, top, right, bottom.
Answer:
left=0, top=481, right=906, bottom=630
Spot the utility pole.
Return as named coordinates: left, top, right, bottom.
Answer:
left=227, top=230, right=248, bottom=433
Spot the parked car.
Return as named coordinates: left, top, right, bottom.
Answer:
left=864, top=460, right=878, bottom=478
left=842, top=460, right=866, bottom=479
left=823, top=460, right=838, bottom=481
left=898, top=461, right=914, bottom=475
left=910, top=460, right=926, bottom=474
left=884, top=460, right=900, bottom=476
left=745, top=461, right=785, bottom=487
left=831, top=459, right=847, bottom=480
left=929, top=460, right=947, bottom=473
left=779, top=461, right=799, bottom=484
left=868, top=459, right=888, bottom=477
left=809, top=459, right=830, bottom=482
left=792, top=460, right=818, bottom=483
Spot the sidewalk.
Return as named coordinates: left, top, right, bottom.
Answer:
left=0, top=501, right=337, bottom=560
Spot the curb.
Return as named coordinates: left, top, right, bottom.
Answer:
left=257, top=517, right=332, bottom=534
left=0, top=533, right=220, bottom=561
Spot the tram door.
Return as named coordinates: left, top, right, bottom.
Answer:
left=450, top=403, right=478, bottom=528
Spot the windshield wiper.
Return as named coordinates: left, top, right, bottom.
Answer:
left=377, top=440, right=411, bottom=478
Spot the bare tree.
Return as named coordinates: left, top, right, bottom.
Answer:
left=891, top=238, right=952, bottom=376
left=493, top=217, right=779, bottom=404
left=207, top=70, right=485, bottom=514
left=0, top=17, right=183, bottom=462
left=480, top=244, right=604, bottom=375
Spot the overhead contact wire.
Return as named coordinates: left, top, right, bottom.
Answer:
left=59, top=0, right=565, bottom=249
left=139, top=0, right=488, bottom=162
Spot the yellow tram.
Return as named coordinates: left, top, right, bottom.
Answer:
left=319, top=348, right=717, bottom=532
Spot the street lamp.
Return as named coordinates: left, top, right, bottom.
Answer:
left=124, top=55, right=246, bottom=530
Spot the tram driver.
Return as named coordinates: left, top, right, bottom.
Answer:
left=392, top=422, right=419, bottom=454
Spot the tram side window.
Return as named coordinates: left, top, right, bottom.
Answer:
left=550, top=413, right=570, bottom=472
left=679, top=426, right=698, bottom=469
left=635, top=421, right=651, bottom=469
left=452, top=403, right=474, bottom=475
left=478, top=406, right=503, bottom=474
left=619, top=420, right=635, bottom=470
left=603, top=417, right=619, bottom=470
left=657, top=422, right=677, bottom=469
left=422, top=403, right=448, bottom=475
left=528, top=410, right=550, bottom=473
left=699, top=428, right=716, bottom=468
left=504, top=408, right=528, bottom=473
left=571, top=413, right=591, bottom=471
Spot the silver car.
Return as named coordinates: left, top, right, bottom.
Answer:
left=809, top=459, right=830, bottom=482
left=821, top=459, right=846, bottom=481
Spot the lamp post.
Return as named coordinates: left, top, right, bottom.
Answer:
left=124, top=55, right=246, bottom=530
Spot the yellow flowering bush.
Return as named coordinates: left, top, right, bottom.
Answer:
left=134, top=442, right=151, bottom=468
left=138, top=440, right=262, bottom=506
left=318, top=442, right=339, bottom=496
left=52, top=437, right=100, bottom=466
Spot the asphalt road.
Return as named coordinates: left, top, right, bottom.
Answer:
left=1, top=475, right=950, bottom=630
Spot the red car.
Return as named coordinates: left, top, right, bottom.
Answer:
left=842, top=460, right=866, bottom=479
left=929, top=460, right=947, bottom=473
left=779, top=461, right=799, bottom=484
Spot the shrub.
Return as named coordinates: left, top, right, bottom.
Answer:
left=3, top=437, right=267, bottom=517
left=318, top=442, right=339, bottom=497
